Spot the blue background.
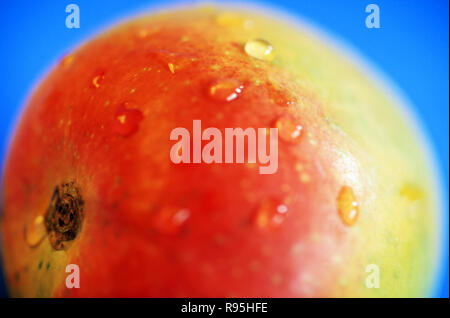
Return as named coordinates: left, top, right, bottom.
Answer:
left=0, top=0, right=448, bottom=298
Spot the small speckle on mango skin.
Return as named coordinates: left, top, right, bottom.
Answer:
left=1, top=5, right=438, bottom=297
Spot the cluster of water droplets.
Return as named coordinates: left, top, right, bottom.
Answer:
left=27, top=14, right=362, bottom=250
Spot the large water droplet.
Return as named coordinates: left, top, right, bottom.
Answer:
left=25, top=215, right=47, bottom=247
left=252, top=198, right=288, bottom=229
left=275, top=115, right=303, bottom=143
left=153, top=207, right=190, bottom=235
left=207, top=78, right=244, bottom=102
left=337, top=186, right=359, bottom=226
left=114, top=104, right=143, bottom=137
left=244, top=39, right=275, bottom=62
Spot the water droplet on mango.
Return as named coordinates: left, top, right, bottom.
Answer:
left=168, top=63, right=175, bottom=74
left=153, top=207, right=190, bottom=235
left=207, top=78, right=244, bottom=102
left=337, top=186, right=359, bottom=226
left=149, top=49, right=196, bottom=73
left=25, top=215, right=47, bottom=247
left=275, top=115, right=303, bottom=143
left=252, top=198, right=288, bottom=229
left=244, top=39, right=275, bottom=62
left=114, top=104, right=143, bottom=137
left=92, top=74, right=104, bottom=88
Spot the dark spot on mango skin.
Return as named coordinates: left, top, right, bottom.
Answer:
left=45, top=181, right=84, bottom=250
left=38, top=260, right=43, bottom=270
